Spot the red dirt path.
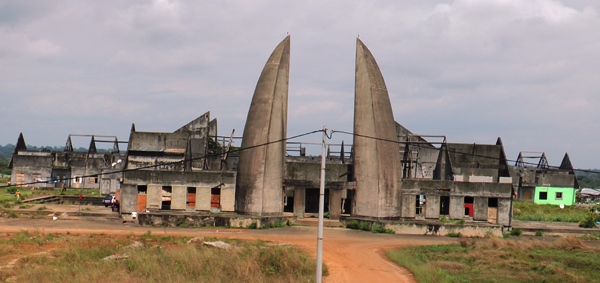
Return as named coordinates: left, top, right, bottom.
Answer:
left=0, top=217, right=457, bottom=282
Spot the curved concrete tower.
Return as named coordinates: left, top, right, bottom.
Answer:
left=235, top=36, right=290, bottom=216
left=353, top=38, right=402, bottom=219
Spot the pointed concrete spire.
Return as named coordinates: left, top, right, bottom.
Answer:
left=235, top=35, right=290, bottom=216
left=88, top=136, right=97, bottom=154
left=353, top=38, right=402, bottom=219
left=64, top=136, right=73, bottom=152
left=130, top=123, right=136, bottom=132
left=559, top=153, right=574, bottom=170
left=14, top=133, right=27, bottom=152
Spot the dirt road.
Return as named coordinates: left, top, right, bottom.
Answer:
left=0, top=217, right=457, bottom=282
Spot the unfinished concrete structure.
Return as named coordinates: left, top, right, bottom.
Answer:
left=352, top=38, right=403, bottom=219
left=9, top=133, right=125, bottom=194
left=235, top=35, right=290, bottom=216
left=119, top=112, right=237, bottom=214
left=510, top=152, right=578, bottom=205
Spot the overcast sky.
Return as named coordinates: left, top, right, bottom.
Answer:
left=1, top=0, right=599, bottom=168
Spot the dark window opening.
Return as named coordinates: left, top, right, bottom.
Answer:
left=342, top=190, right=353, bottom=215
left=284, top=196, right=294, bottom=213
left=188, top=187, right=196, bottom=194
left=306, top=188, right=329, bottom=214
left=555, top=192, right=563, bottom=200
left=440, top=196, right=450, bottom=215
left=137, top=185, right=147, bottom=194
left=161, top=186, right=172, bottom=210
left=464, top=196, right=474, bottom=217
left=415, top=195, right=425, bottom=215
left=539, top=191, right=548, bottom=200
left=488, top=197, right=498, bottom=207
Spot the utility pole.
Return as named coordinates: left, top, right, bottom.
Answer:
left=316, top=126, right=327, bottom=283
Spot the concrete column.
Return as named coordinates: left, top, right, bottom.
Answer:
left=147, top=184, right=162, bottom=210
left=473, top=197, right=488, bottom=221
left=220, top=186, right=235, bottom=212
left=449, top=196, right=464, bottom=220
left=425, top=195, right=440, bottom=219
left=120, top=184, right=137, bottom=214
left=497, top=198, right=511, bottom=226
left=170, top=185, right=187, bottom=210
left=195, top=186, right=211, bottom=211
left=294, top=188, right=305, bottom=219
left=401, top=194, right=416, bottom=218
left=329, top=189, right=342, bottom=220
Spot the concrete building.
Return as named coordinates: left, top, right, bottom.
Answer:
left=119, top=112, right=238, bottom=214
left=9, top=133, right=125, bottom=194
left=510, top=152, right=579, bottom=206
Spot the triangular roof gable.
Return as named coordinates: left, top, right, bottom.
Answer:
left=88, top=136, right=97, bottom=154
left=559, top=153, right=574, bottom=170
left=64, top=136, right=74, bottom=152
left=14, top=133, right=27, bottom=152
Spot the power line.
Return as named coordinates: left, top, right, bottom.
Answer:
left=1, top=129, right=324, bottom=189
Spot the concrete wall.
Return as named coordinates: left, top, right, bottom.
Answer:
left=498, top=198, right=511, bottom=226
left=147, top=184, right=162, bottom=210
left=171, top=185, right=187, bottom=210
left=221, top=186, right=235, bottom=212
left=425, top=196, right=440, bottom=219
left=449, top=196, right=464, bottom=220
left=401, top=194, right=416, bottom=218
left=473, top=197, right=488, bottom=221
left=196, top=186, right=211, bottom=211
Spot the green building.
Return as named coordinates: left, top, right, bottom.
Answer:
left=534, top=186, right=576, bottom=206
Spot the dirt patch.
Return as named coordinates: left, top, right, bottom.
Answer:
left=0, top=217, right=458, bottom=282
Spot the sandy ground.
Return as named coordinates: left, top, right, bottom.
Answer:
left=0, top=213, right=458, bottom=283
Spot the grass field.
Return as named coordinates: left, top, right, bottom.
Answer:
left=387, top=236, right=600, bottom=283
left=512, top=200, right=590, bottom=223
left=0, top=231, right=321, bottom=283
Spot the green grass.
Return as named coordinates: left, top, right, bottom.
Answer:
left=387, top=237, right=599, bottom=283
left=513, top=201, right=590, bottom=223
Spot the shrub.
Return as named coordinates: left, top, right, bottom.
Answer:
left=346, top=220, right=359, bottom=229
left=510, top=229, right=523, bottom=236
left=358, top=221, right=372, bottom=231
left=535, top=230, right=543, bottom=237
left=7, top=187, right=17, bottom=194
left=446, top=232, right=461, bottom=237
left=247, top=222, right=258, bottom=229
left=371, top=223, right=394, bottom=234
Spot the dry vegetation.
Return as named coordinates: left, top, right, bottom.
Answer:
left=387, top=236, right=600, bottom=283
left=0, top=230, right=319, bottom=283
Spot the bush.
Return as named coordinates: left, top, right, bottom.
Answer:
left=371, top=223, right=395, bottom=234
left=510, top=229, right=523, bottom=236
left=535, top=231, right=543, bottom=237
left=358, top=221, right=372, bottom=231
left=7, top=187, right=17, bottom=194
left=578, top=211, right=599, bottom=228
left=346, top=220, right=360, bottom=230
left=446, top=232, right=461, bottom=237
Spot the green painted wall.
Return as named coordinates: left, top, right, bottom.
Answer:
left=534, top=186, right=576, bottom=206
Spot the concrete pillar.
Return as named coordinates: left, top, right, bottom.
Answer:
left=195, top=186, right=211, bottom=211
left=401, top=194, right=416, bottom=218
left=425, top=195, right=440, bottom=219
left=449, top=196, right=464, bottom=220
left=329, top=189, right=342, bottom=220
left=473, top=197, right=488, bottom=221
left=294, top=188, right=305, bottom=219
left=220, top=186, right=235, bottom=212
left=120, top=184, right=137, bottom=214
left=147, top=184, right=162, bottom=210
left=497, top=198, right=511, bottom=226
left=171, top=185, right=187, bottom=210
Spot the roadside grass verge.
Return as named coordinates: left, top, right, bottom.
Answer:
left=0, top=231, right=320, bottom=283
left=386, top=236, right=599, bottom=283
left=513, top=201, right=589, bottom=223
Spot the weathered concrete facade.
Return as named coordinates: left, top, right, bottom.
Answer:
left=9, top=133, right=125, bottom=194
left=510, top=152, right=578, bottom=203
left=120, top=112, right=236, bottom=214
left=353, top=38, right=402, bottom=219
left=235, top=36, right=290, bottom=216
